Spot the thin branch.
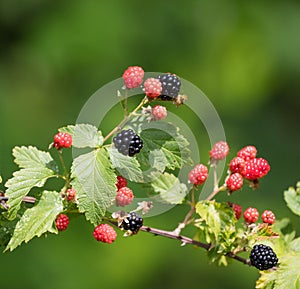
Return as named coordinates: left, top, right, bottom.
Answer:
left=103, top=96, right=149, bottom=143
left=206, top=185, right=226, bottom=201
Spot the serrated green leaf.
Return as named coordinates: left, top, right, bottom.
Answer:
left=151, top=173, right=187, bottom=204
left=284, top=186, right=300, bottom=216
left=5, top=191, right=63, bottom=252
left=195, top=201, right=238, bottom=265
left=71, top=148, right=116, bottom=225
left=137, top=125, right=192, bottom=171
left=60, top=124, right=103, bottom=148
left=5, top=146, right=57, bottom=220
left=256, top=250, right=300, bottom=289
left=109, top=147, right=144, bottom=183
left=13, top=146, right=57, bottom=171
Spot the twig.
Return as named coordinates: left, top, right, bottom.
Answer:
left=103, top=96, right=148, bottom=143
left=206, top=185, right=226, bottom=201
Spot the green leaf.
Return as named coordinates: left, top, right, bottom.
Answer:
left=13, top=146, right=57, bottom=170
left=256, top=249, right=300, bottom=289
left=60, top=124, right=103, bottom=148
left=195, top=201, right=238, bottom=265
left=151, top=173, right=187, bottom=204
left=5, top=191, right=63, bottom=252
left=137, top=125, right=192, bottom=171
left=5, top=146, right=57, bottom=220
left=71, top=148, right=116, bottom=225
left=109, top=147, right=144, bottom=183
left=284, top=186, right=300, bottom=216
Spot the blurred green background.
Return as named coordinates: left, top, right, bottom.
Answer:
left=1, top=1, right=300, bottom=288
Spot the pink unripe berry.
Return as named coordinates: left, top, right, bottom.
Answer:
left=152, top=105, right=167, bottom=121
left=93, top=224, right=117, bottom=244
left=122, top=66, right=144, bottom=89
left=262, top=210, right=276, bottom=225
left=209, top=141, right=230, bottom=161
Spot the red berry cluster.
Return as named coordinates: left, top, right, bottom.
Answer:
left=188, top=164, right=208, bottom=185
left=243, top=207, right=276, bottom=225
left=115, top=176, right=134, bottom=207
left=93, top=224, right=117, bottom=244
left=66, top=188, right=76, bottom=202
left=122, top=66, right=144, bottom=89
left=209, top=141, right=230, bottom=162
left=53, top=132, right=72, bottom=149
left=55, top=214, right=69, bottom=231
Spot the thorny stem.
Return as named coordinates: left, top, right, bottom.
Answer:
left=103, top=96, right=149, bottom=143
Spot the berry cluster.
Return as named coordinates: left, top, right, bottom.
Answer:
left=93, top=224, right=117, bottom=244
left=66, top=188, right=76, bottom=202
left=122, top=66, right=144, bottom=89
left=119, top=212, right=143, bottom=234
left=53, top=132, right=72, bottom=149
left=116, top=186, right=134, bottom=207
left=250, top=244, right=278, bottom=270
left=188, top=164, right=208, bottom=185
left=113, top=129, right=143, bottom=157
left=210, top=141, right=230, bottom=162
left=55, top=214, right=69, bottom=231
left=243, top=207, right=276, bottom=225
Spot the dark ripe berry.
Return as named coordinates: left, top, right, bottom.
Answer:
left=53, top=132, right=72, bottom=149
left=120, top=212, right=143, bottom=234
left=262, top=210, right=276, bottom=225
left=244, top=207, right=259, bottom=224
left=144, top=78, right=162, bottom=98
left=237, top=145, right=257, bottom=161
left=188, top=164, right=208, bottom=185
left=157, top=73, right=181, bottom=100
left=93, top=224, right=117, bottom=244
left=250, top=244, right=278, bottom=270
left=113, top=129, right=143, bottom=157
left=209, top=141, right=230, bottom=161
left=229, top=157, right=246, bottom=174
left=55, top=214, right=69, bottom=231
left=226, top=173, right=243, bottom=191
left=241, top=158, right=270, bottom=180
left=116, top=187, right=134, bottom=207
left=116, top=176, right=127, bottom=190
left=122, top=66, right=144, bottom=89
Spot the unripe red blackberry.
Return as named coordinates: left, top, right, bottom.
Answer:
left=152, top=105, right=167, bottom=121
left=232, top=203, right=243, bottom=220
left=53, top=132, right=72, bottom=149
left=237, top=145, right=257, bottom=161
left=55, top=214, right=69, bottom=231
left=226, top=173, right=243, bottom=191
left=93, top=224, right=117, bottom=243
left=122, top=66, right=144, bottom=89
left=188, top=164, right=208, bottom=185
left=250, top=244, right=278, bottom=270
left=157, top=73, right=181, bottom=100
left=143, top=78, right=162, bottom=98
left=119, top=212, right=143, bottom=234
left=116, top=187, right=134, bottom=207
left=209, top=141, right=230, bottom=161
left=262, top=210, right=276, bottom=225
left=229, top=157, right=246, bottom=174
left=241, top=158, right=270, bottom=180
left=66, top=188, right=76, bottom=201
left=113, top=129, right=143, bottom=157
left=116, top=176, right=127, bottom=190
left=244, top=207, right=259, bottom=224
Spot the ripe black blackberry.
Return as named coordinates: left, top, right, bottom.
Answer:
left=157, top=73, right=181, bottom=100
left=113, top=129, right=143, bottom=157
left=120, top=212, right=143, bottom=234
left=250, top=244, right=278, bottom=270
